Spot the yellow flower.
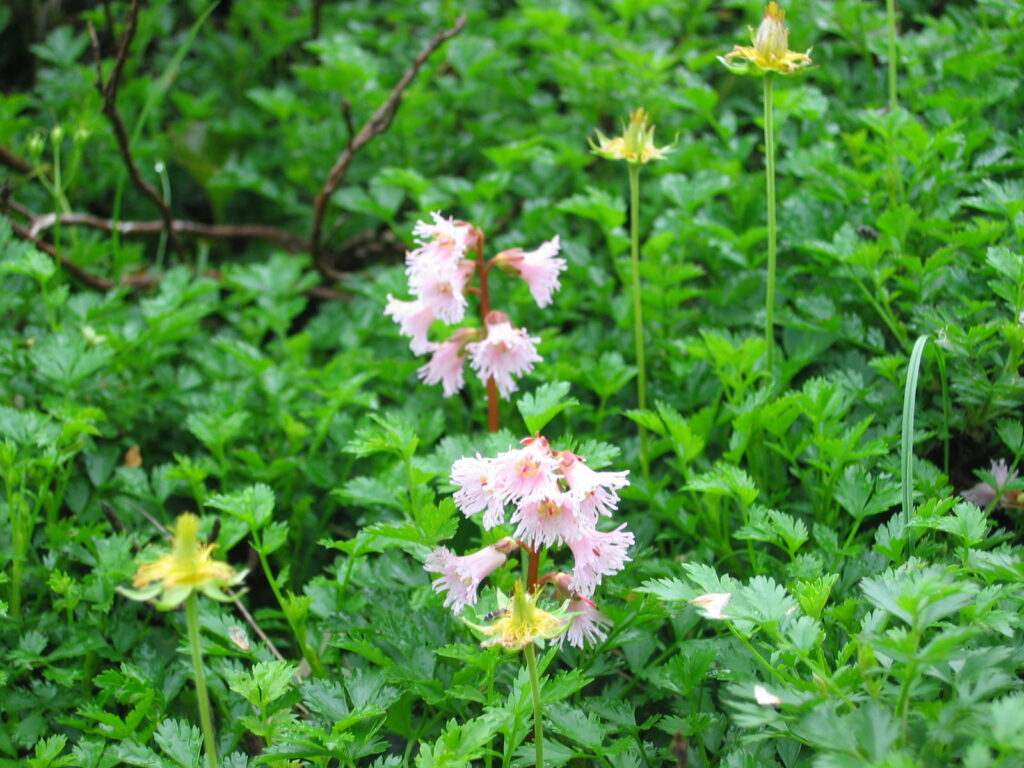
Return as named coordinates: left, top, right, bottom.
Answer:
left=720, top=2, right=812, bottom=75
left=591, top=108, right=671, bottom=165
left=123, top=513, right=246, bottom=609
left=468, top=581, right=566, bottom=651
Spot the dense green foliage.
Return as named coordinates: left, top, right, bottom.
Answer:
left=2, top=0, right=1024, bottom=766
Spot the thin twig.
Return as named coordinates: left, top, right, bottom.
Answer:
left=4, top=203, right=354, bottom=298
left=88, top=2, right=183, bottom=258
left=340, top=99, right=355, bottom=142
left=309, top=14, right=467, bottom=280
left=8, top=219, right=121, bottom=290
left=0, top=145, right=32, bottom=175
left=28, top=210, right=308, bottom=252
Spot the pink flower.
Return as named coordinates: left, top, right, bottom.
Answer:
left=384, top=295, right=435, bottom=354
left=423, top=538, right=518, bottom=614
left=408, top=259, right=475, bottom=324
left=418, top=330, right=474, bottom=396
left=492, top=436, right=561, bottom=505
left=558, top=451, right=630, bottom=523
left=510, top=492, right=582, bottom=548
left=498, top=236, right=566, bottom=308
left=567, top=524, right=634, bottom=597
left=409, top=211, right=472, bottom=269
left=467, top=311, right=542, bottom=397
left=962, top=459, right=1024, bottom=509
left=451, top=455, right=507, bottom=529
left=558, top=595, right=611, bottom=648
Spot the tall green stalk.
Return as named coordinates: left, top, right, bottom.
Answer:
left=886, top=0, right=899, bottom=112
left=185, top=593, right=219, bottom=768
left=627, top=164, right=650, bottom=482
left=524, top=643, right=544, bottom=768
left=762, top=73, right=778, bottom=385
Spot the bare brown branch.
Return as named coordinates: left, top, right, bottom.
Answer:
left=0, top=145, right=32, bottom=175
left=88, top=2, right=183, bottom=258
left=309, top=14, right=467, bottom=280
left=28, top=211, right=308, bottom=252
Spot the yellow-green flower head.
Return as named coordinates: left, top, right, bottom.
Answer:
left=719, top=2, right=812, bottom=75
left=121, top=513, right=246, bottom=609
left=591, top=108, right=671, bottom=165
left=467, top=581, right=566, bottom=651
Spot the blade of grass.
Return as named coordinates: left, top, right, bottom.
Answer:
left=901, top=335, right=929, bottom=557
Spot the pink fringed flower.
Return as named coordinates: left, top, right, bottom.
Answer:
left=511, top=493, right=581, bottom=548
left=408, top=260, right=475, bottom=324
left=558, top=451, right=630, bottom=523
left=567, top=524, right=635, bottom=597
left=498, top=235, right=566, bottom=308
left=451, top=455, right=507, bottom=529
left=384, top=295, right=435, bottom=354
left=492, top=436, right=561, bottom=505
left=962, top=459, right=1024, bottom=509
left=559, top=595, right=611, bottom=648
left=408, top=211, right=472, bottom=269
left=418, top=329, right=475, bottom=397
left=467, top=311, right=542, bottom=397
left=423, top=538, right=518, bottom=614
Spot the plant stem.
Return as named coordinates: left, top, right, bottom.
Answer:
left=627, top=164, right=650, bottom=482
left=762, top=72, right=777, bottom=386
left=185, top=594, right=219, bottom=768
left=477, top=243, right=500, bottom=433
left=886, top=0, right=899, bottom=112
left=524, top=643, right=544, bottom=768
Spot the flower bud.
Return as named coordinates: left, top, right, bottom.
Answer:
left=754, top=2, right=790, bottom=63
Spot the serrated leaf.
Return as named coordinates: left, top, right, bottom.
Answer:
left=517, top=382, right=578, bottom=435
left=153, top=719, right=202, bottom=768
left=207, top=484, right=275, bottom=529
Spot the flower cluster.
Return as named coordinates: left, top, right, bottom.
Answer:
left=385, top=211, right=565, bottom=398
left=719, top=2, right=812, bottom=76
left=425, top=436, right=633, bottom=648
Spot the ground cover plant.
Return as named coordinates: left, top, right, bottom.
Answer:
left=1, top=0, right=1023, bottom=766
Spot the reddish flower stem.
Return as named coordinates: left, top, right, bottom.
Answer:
left=514, top=540, right=541, bottom=591
left=476, top=241, right=500, bottom=433
left=527, top=550, right=540, bottom=591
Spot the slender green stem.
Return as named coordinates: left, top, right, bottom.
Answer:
left=762, top=73, right=777, bottom=386
left=524, top=644, right=544, bottom=768
left=255, top=545, right=325, bottom=677
left=627, top=164, right=650, bottom=483
left=185, top=594, right=219, bottom=768
left=886, top=0, right=899, bottom=112
left=901, top=335, right=929, bottom=559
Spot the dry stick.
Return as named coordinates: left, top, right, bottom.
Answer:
left=0, top=145, right=32, bottom=175
left=28, top=211, right=308, bottom=252
left=4, top=200, right=351, bottom=300
left=9, top=219, right=123, bottom=291
left=309, top=14, right=467, bottom=281
left=87, top=1, right=183, bottom=259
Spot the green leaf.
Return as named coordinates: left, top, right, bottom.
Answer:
left=153, top=719, right=202, bottom=768
left=207, top=483, right=275, bottom=528
left=834, top=466, right=901, bottom=521
left=546, top=704, right=605, bottom=751
left=996, top=418, right=1024, bottom=454
left=685, top=462, right=759, bottom=506
left=517, top=381, right=578, bottom=435
left=345, top=413, right=419, bottom=460
left=225, top=661, right=297, bottom=710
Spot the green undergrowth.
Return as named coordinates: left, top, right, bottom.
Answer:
left=1, top=1, right=1023, bottom=766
